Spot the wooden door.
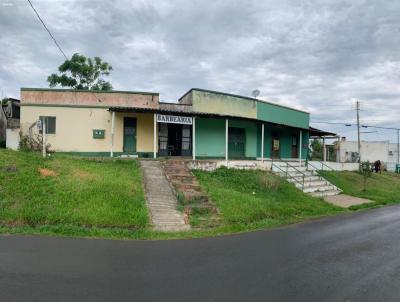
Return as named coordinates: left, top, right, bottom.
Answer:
left=291, top=135, right=298, bottom=158
left=123, top=117, right=137, bottom=153
left=228, top=127, right=246, bottom=158
left=271, top=136, right=280, bottom=159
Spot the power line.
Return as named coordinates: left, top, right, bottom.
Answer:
left=26, top=0, right=68, bottom=60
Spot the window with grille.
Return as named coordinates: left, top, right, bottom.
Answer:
left=39, top=116, right=56, bottom=134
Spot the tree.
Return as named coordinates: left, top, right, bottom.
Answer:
left=310, top=139, right=323, bottom=160
left=360, top=161, right=372, bottom=191
left=47, top=53, right=113, bottom=91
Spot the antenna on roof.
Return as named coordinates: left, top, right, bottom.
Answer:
left=252, top=89, right=260, bottom=99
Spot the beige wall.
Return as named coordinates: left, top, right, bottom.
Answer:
left=21, top=105, right=156, bottom=153
left=192, top=90, right=257, bottom=119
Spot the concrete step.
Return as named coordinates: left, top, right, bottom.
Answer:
left=301, top=184, right=336, bottom=193
left=310, top=190, right=341, bottom=197
left=287, top=176, right=321, bottom=183
left=299, top=180, right=329, bottom=187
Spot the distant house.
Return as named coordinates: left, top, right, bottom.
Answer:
left=0, top=98, right=20, bottom=141
left=337, top=138, right=399, bottom=171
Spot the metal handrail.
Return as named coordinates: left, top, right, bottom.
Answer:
left=307, top=161, right=340, bottom=183
left=319, top=161, right=335, bottom=171
left=285, top=162, right=308, bottom=190
left=271, top=162, right=305, bottom=190
left=306, top=161, right=326, bottom=181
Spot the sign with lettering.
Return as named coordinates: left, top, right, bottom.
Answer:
left=156, top=114, right=193, bottom=125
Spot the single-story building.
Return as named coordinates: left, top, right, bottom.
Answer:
left=1, top=97, right=20, bottom=142
left=20, top=87, right=316, bottom=160
left=336, top=138, right=399, bottom=171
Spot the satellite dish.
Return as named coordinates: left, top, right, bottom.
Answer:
left=252, top=89, right=260, bottom=99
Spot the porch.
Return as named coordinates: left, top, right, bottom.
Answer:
left=108, top=108, right=309, bottom=162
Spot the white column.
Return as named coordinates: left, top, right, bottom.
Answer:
left=337, top=136, right=340, bottom=163
left=153, top=113, right=157, bottom=159
left=192, top=117, right=196, bottom=161
left=323, top=137, right=326, bottom=162
left=261, top=123, right=265, bottom=162
left=110, top=111, right=115, bottom=157
left=225, top=119, right=229, bottom=162
left=299, top=130, right=302, bottom=163
left=42, top=119, right=46, bottom=158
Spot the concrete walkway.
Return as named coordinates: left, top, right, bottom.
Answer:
left=140, top=160, right=190, bottom=232
left=325, top=194, right=374, bottom=208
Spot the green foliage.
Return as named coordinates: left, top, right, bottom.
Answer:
left=310, top=139, right=323, bottom=160
left=360, top=161, right=372, bottom=191
left=1, top=98, right=9, bottom=106
left=0, top=150, right=148, bottom=229
left=321, top=171, right=400, bottom=209
left=194, top=167, right=344, bottom=225
left=47, top=53, right=113, bottom=91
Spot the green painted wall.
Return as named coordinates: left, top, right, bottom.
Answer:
left=257, top=102, right=309, bottom=129
left=195, top=117, right=309, bottom=159
left=229, top=119, right=258, bottom=158
left=195, top=118, right=226, bottom=157
left=195, top=118, right=258, bottom=158
left=256, top=125, right=309, bottom=159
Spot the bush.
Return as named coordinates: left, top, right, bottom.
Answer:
left=0, top=140, right=5, bottom=148
left=257, top=172, right=283, bottom=191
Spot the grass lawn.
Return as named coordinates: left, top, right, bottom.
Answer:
left=320, top=171, right=400, bottom=210
left=0, top=150, right=148, bottom=231
left=193, top=167, right=345, bottom=230
left=1, top=150, right=370, bottom=240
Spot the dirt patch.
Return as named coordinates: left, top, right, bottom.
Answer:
left=39, top=168, right=58, bottom=177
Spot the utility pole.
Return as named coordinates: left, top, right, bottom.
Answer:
left=356, top=100, right=361, bottom=164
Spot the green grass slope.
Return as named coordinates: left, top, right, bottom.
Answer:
left=0, top=150, right=148, bottom=229
left=321, top=171, right=400, bottom=209
left=194, top=167, right=345, bottom=230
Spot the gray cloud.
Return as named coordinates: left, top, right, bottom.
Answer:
left=1, top=0, right=400, bottom=141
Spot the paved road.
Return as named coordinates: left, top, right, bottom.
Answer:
left=1, top=206, right=400, bottom=302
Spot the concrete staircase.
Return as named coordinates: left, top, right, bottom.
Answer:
left=161, top=160, right=217, bottom=211
left=139, top=160, right=190, bottom=232
left=272, top=161, right=341, bottom=197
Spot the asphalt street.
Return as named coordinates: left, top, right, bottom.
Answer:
left=1, top=205, right=400, bottom=302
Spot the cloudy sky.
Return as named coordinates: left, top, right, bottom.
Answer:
left=1, top=0, right=400, bottom=142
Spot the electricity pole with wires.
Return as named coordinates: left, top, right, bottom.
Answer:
left=356, top=100, right=361, bottom=164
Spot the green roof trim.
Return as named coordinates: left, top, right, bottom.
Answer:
left=21, top=87, right=159, bottom=95
left=180, top=88, right=309, bottom=114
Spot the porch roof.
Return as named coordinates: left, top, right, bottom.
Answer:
left=309, top=126, right=337, bottom=138
left=108, top=105, right=311, bottom=131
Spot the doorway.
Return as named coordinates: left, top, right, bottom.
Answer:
left=271, top=135, right=280, bottom=159
left=123, top=117, right=137, bottom=153
left=158, top=123, right=192, bottom=156
left=228, top=127, right=246, bottom=158
left=291, top=135, right=298, bottom=158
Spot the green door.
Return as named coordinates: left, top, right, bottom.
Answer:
left=228, top=127, right=246, bottom=158
left=123, top=117, right=137, bottom=153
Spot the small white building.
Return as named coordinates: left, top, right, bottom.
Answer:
left=337, top=138, right=399, bottom=171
